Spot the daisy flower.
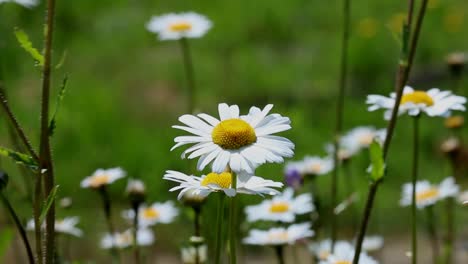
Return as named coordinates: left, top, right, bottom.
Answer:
left=245, top=188, right=314, bottom=223
left=361, top=236, right=384, bottom=252
left=146, top=12, right=212, bottom=41
left=101, top=229, right=154, bottom=249
left=81, top=167, right=126, bottom=189
left=367, top=86, right=466, bottom=119
left=400, top=177, right=459, bottom=209
left=126, top=178, right=146, bottom=195
left=122, top=201, right=179, bottom=227
left=181, top=244, right=208, bottom=264
left=302, top=156, right=334, bottom=176
left=27, top=217, right=83, bottom=237
left=0, top=0, right=38, bottom=8
left=243, top=223, right=314, bottom=246
left=163, top=170, right=283, bottom=199
left=319, top=242, right=378, bottom=264
left=341, top=127, right=386, bottom=150
left=325, top=142, right=360, bottom=162
left=171, top=103, right=294, bottom=174
left=309, top=240, right=354, bottom=261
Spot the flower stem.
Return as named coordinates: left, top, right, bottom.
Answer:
left=179, top=37, right=196, bottom=113
left=194, top=206, right=201, bottom=264
left=443, top=197, right=455, bottom=264
left=425, top=205, right=439, bottom=264
left=98, top=187, right=120, bottom=263
left=411, top=116, right=420, bottom=264
left=33, top=175, right=43, bottom=264
left=352, top=0, right=429, bottom=262
left=0, top=191, right=35, bottom=264
left=214, top=194, right=225, bottom=264
left=331, top=0, right=351, bottom=250
left=274, top=245, right=285, bottom=264
left=132, top=202, right=141, bottom=264
left=229, top=172, right=237, bottom=264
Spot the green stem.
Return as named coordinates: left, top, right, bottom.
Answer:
left=274, top=245, right=285, bottom=264
left=411, top=116, right=420, bottom=264
left=179, top=38, right=196, bottom=113
left=425, top=206, right=439, bottom=264
left=229, top=172, right=237, bottom=264
left=33, top=175, right=43, bottom=264
left=444, top=198, right=455, bottom=264
left=194, top=207, right=201, bottom=264
left=214, top=194, right=225, bottom=264
left=331, top=0, right=351, bottom=250
left=0, top=192, right=35, bottom=264
left=98, top=187, right=120, bottom=263
left=132, top=203, right=141, bottom=264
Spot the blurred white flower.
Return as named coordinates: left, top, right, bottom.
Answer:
left=101, top=229, right=154, bottom=249
left=367, top=86, right=466, bottom=120
left=181, top=244, right=208, bottom=264
left=0, top=0, right=38, bottom=8
left=243, top=223, right=314, bottom=246
left=245, top=188, right=314, bottom=223
left=325, top=142, right=359, bottom=161
left=81, top=167, right=126, bottom=189
left=400, top=177, right=459, bottom=209
left=457, top=190, right=468, bottom=205
left=171, top=103, right=294, bottom=174
left=309, top=240, right=354, bottom=261
left=319, top=242, right=378, bottom=264
left=302, top=156, right=334, bottom=176
left=147, top=12, right=212, bottom=41
left=341, top=127, right=386, bottom=151
left=122, top=201, right=179, bottom=227
left=27, top=217, right=83, bottom=237
left=164, top=170, right=283, bottom=199
left=126, top=178, right=146, bottom=195
left=361, top=235, right=384, bottom=252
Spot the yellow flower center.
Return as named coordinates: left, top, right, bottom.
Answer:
left=445, top=116, right=464, bottom=129
left=269, top=202, right=290, bottom=213
left=416, top=188, right=439, bottom=203
left=90, top=175, right=110, bottom=188
left=309, top=163, right=322, bottom=174
left=318, top=251, right=330, bottom=260
left=142, top=208, right=160, bottom=220
left=169, top=22, right=192, bottom=32
left=212, top=119, right=257, bottom=150
left=201, top=172, right=232, bottom=189
left=400, top=91, right=434, bottom=106
left=335, top=261, right=352, bottom=264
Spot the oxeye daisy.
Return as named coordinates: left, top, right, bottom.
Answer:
left=325, top=142, right=359, bottom=162
left=319, top=242, right=378, bottom=264
left=361, top=235, right=384, bottom=252
left=163, top=170, right=283, bottom=199
left=122, top=201, right=179, bottom=227
left=181, top=244, right=208, bottom=264
left=400, top=177, right=459, bottom=209
left=171, top=103, right=294, bottom=174
left=27, top=217, right=83, bottom=237
left=302, top=156, right=334, bottom=176
left=309, top=240, right=354, bottom=261
left=80, top=168, right=126, bottom=189
left=243, top=223, right=314, bottom=246
left=367, top=86, right=466, bottom=119
left=341, top=127, right=386, bottom=151
left=146, top=12, right=212, bottom=41
left=245, top=188, right=314, bottom=223
left=101, top=229, right=154, bottom=249
left=0, top=0, right=38, bottom=8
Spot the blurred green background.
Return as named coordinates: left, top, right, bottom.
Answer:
left=0, top=0, right=467, bottom=262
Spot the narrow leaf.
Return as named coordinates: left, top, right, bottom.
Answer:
left=39, top=185, right=59, bottom=225
left=14, top=28, right=44, bottom=66
left=49, top=75, right=69, bottom=136
left=369, top=140, right=385, bottom=182
left=0, top=146, right=38, bottom=170
left=55, top=50, right=67, bottom=69
left=0, top=228, right=14, bottom=258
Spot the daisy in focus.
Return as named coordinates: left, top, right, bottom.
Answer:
left=146, top=12, right=212, bottom=41
left=309, top=240, right=354, bottom=261
left=81, top=167, right=126, bottom=189
left=27, top=217, right=83, bottom=237
left=400, top=177, right=459, bottom=209
left=0, top=0, right=38, bottom=8
left=101, top=229, right=154, bottom=249
left=367, top=86, right=466, bottom=119
left=171, top=103, right=294, bottom=174
left=341, top=126, right=386, bottom=151
left=245, top=187, right=314, bottom=223
left=163, top=170, right=283, bottom=199
left=319, top=242, right=378, bottom=264
left=122, top=201, right=179, bottom=227
left=243, top=223, right=314, bottom=246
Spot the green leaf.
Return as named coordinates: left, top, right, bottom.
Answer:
left=0, top=228, right=14, bottom=258
left=55, top=50, right=67, bottom=69
left=369, top=140, right=385, bottom=182
left=39, top=185, right=59, bottom=225
left=0, top=146, right=38, bottom=170
left=49, top=75, right=69, bottom=136
left=14, top=28, right=44, bottom=66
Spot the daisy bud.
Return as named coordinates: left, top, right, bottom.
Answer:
left=181, top=189, right=206, bottom=208
left=59, top=197, right=73, bottom=209
left=446, top=52, right=466, bottom=78
left=126, top=179, right=146, bottom=206
left=0, top=171, right=8, bottom=191
left=444, top=115, right=464, bottom=129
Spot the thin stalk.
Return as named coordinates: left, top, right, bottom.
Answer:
left=229, top=172, right=237, bottom=264
left=352, top=0, right=429, bottom=262
left=40, top=0, right=57, bottom=263
left=132, top=203, right=141, bottom=264
left=98, top=187, right=120, bottom=263
left=33, top=175, right=43, bottom=264
left=331, top=0, right=351, bottom=250
left=411, top=116, right=420, bottom=264
left=425, top=206, right=439, bottom=264
left=194, top=206, right=201, bottom=264
left=214, top=194, right=225, bottom=264
left=443, top=197, right=455, bottom=264
left=179, top=38, right=196, bottom=113
left=0, top=192, right=35, bottom=264
left=274, top=246, right=285, bottom=264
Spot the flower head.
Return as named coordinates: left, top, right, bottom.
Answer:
left=302, top=156, right=334, bottom=176
left=400, top=177, right=459, bottom=209
left=0, top=0, right=38, bottom=8
left=341, top=127, right=386, bottom=151
left=361, top=235, right=384, bottom=252
left=164, top=170, right=283, bottom=199
left=181, top=244, right=208, bottom=264
left=309, top=240, right=354, bottom=261
left=319, top=242, right=377, bottom=264
left=122, top=201, right=179, bottom=227
left=81, top=168, right=126, bottom=189
left=27, top=217, right=83, bottom=237
left=147, top=12, right=212, bottom=41
left=284, top=161, right=304, bottom=189
left=367, top=86, right=466, bottom=119
left=243, top=223, right=314, bottom=246
left=245, top=188, right=314, bottom=223
left=171, top=103, right=294, bottom=174
left=101, top=229, right=154, bottom=249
